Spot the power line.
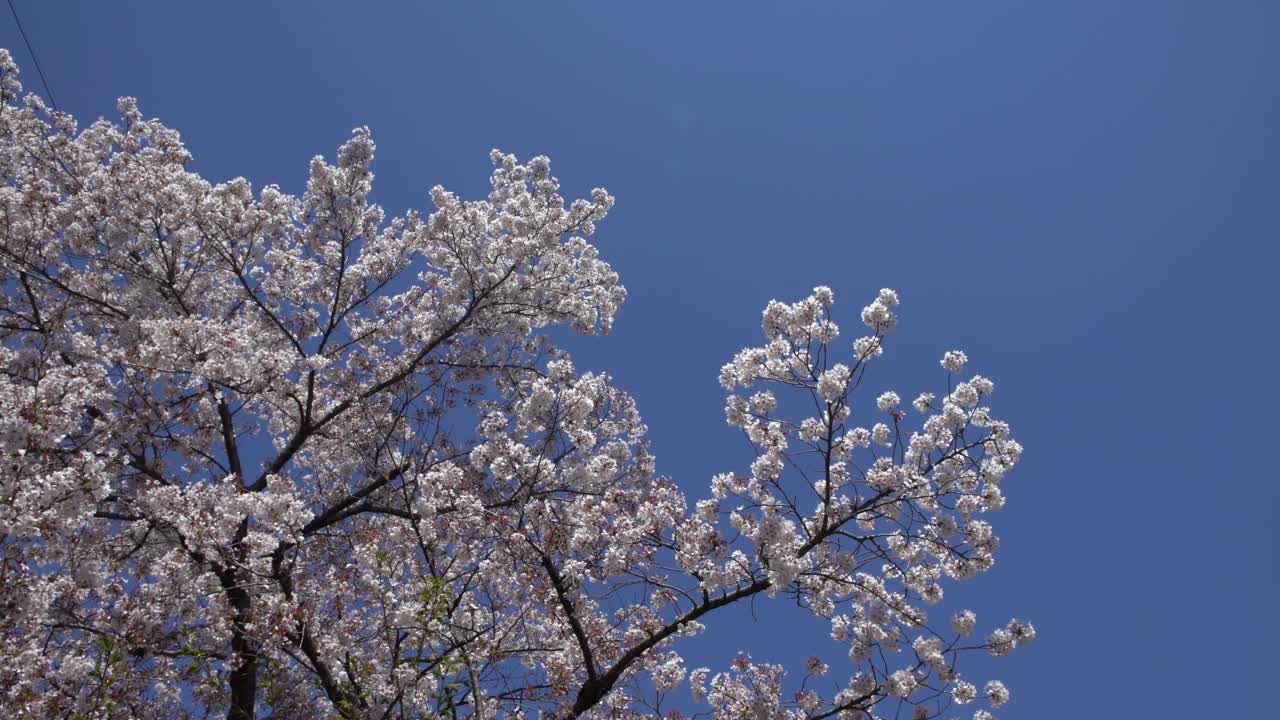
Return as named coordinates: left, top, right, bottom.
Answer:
left=6, top=0, right=57, bottom=110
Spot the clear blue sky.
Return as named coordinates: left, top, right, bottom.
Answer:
left=5, top=2, right=1277, bottom=717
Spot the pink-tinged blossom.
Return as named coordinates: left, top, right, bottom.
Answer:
left=913, top=392, right=935, bottom=413
left=953, top=609, right=978, bottom=636
left=985, top=679, right=1011, bottom=707
left=941, top=349, right=969, bottom=373
left=877, top=390, right=901, bottom=411
left=818, top=363, right=852, bottom=401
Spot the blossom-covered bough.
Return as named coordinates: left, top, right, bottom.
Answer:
left=0, top=50, right=1032, bottom=719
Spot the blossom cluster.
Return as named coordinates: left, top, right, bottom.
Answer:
left=689, top=285, right=1031, bottom=720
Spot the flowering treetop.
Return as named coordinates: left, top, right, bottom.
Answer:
left=0, top=49, right=1031, bottom=720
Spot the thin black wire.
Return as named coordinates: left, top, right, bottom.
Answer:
left=6, top=0, right=57, bottom=110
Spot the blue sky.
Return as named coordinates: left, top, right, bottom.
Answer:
left=5, top=1, right=1277, bottom=717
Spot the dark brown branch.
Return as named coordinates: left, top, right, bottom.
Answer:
left=212, top=385, right=244, bottom=487
left=270, top=543, right=366, bottom=718
left=571, top=579, right=770, bottom=716
left=541, top=555, right=599, bottom=684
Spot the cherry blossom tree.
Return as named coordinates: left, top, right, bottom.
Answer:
left=0, top=50, right=1032, bottom=720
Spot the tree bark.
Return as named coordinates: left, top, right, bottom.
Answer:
left=224, top=576, right=258, bottom=720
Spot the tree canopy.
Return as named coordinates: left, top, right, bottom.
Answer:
left=0, top=49, right=1030, bottom=720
